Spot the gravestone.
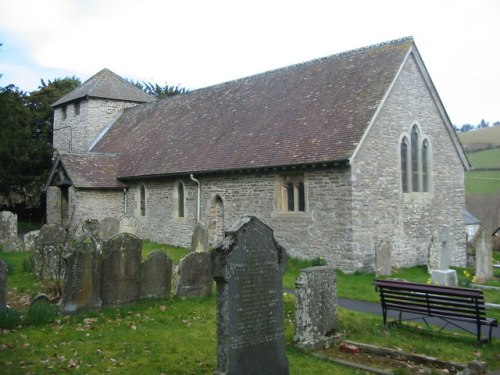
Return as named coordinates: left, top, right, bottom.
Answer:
left=295, top=266, right=337, bottom=349
left=212, top=216, right=289, bottom=375
left=101, top=233, right=142, bottom=307
left=475, top=227, right=493, bottom=283
left=82, top=219, right=100, bottom=237
left=190, top=222, right=209, bottom=252
left=140, top=250, right=172, bottom=300
left=23, top=230, right=40, bottom=252
left=0, top=211, right=17, bottom=245
left=34, top=224, right=68, bottom=281
left=60, top=235, right=103, bottom=314
left=0, top=260, right=7, bottom=310
left=429, top=225, right=457, bottom=286
left=119, top=216, right=138, bottom=236
left=99, top=217, right=121, bottom=240
left=175, top=252, right=212, bottom=298
left=2, top=237, right=25, bottom=252
left=375, top=239, right=391, bottom=276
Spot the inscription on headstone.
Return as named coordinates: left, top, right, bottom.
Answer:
left=175, top=252, right=212, bottom=298
left=295, top=266, right=337, bottom=349
left=140, top=250, right=172, bottom=300
left=61, top=235, right=103, bottom=314
left=0, top=260, right=7, bottom=310
left=101, top=233, right=142, bottom=307
left=212, top=216, right=289, bottom=375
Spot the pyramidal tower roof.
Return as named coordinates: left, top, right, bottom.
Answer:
left=52, top=68, right=155, bottom=107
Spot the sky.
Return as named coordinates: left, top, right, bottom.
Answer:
left=0, top=0, right=499, bottom=126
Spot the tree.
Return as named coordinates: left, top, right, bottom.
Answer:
left=478, top=119, right=489, bottom=129
left=127, top=79, right=188, bottom=99
left=0, top=78, right=80, bottom=207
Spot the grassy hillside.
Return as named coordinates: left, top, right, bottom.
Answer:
left=467, top=148, right=500, bottom=169
left=458, top=126, right=500, bottom=152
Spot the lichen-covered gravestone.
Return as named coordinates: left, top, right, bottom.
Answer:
left=428, top=225, right=457, bottom=286
left=60, top=235, right=103, bottom=314
left=0, top=211, right=17, bottom=245
left=475, top=227, right=493, bottom=283
left=101, top=233, right=142, bottom=307
left=190, top=222, right=209, bottom=252
left=0, top=260, right=7, bottom=310
left=295, top=266, right=337, bottom=349
left=33, top=224, right=68, bottom=281
left=212, top=216, right=289, bottom=375
left=175, top=252, right=212, bottom=298
left=140, top=250, right=172, bottom=300
left=23, top=230, right=40, bottom=253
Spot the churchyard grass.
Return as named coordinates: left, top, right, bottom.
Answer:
left=142, top=241, right=189, bottom=263
left=1, top=249, right=500, bottom=373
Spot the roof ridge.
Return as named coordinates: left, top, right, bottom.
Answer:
left=156, top=36, right=414, bottom=102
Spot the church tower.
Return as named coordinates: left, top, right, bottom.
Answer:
left=51, top=68, right=155, bottom=152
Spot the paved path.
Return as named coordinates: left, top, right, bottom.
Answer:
left=338, top=297, right=500, bottom=340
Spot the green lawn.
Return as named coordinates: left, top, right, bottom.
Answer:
left=465, top=170, right=500, bottom=193
left=1, top=249, right=500, bottom=373
left=467, top=148, right=500, bottom=169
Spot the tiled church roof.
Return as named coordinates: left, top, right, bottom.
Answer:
left=52, top=68, right=155, bottom=107
left=92, top=37, right=414, bottom=179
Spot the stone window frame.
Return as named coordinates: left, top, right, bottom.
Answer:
left=173, top=180, right=186, bottom=219
left=400, top=123, right=432, bottom=194
left=276, top=173, right=307, bottom=214
left=74, top=101, right=80, bottom=116
left=62, top=105, right=67, bottom=120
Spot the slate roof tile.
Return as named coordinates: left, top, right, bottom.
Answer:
left=88, top=38, right=414, bottom=180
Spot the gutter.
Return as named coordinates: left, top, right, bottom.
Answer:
left=190, top=174, right=201, bottom=222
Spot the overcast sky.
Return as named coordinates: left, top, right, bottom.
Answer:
left=0, top=0, right=499, bottom=126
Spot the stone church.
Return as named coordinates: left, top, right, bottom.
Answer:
left=45, top=37, right=470, bottom=272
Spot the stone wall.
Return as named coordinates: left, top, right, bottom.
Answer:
left=71, top=189, right=124, bottom=232
left=53, top=98, right=140, bottom=152
left=350, top=54, right=466, bottom=270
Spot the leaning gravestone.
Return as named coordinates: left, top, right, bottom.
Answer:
left=60, top=235, right=103, bottom=314
left=175, top=252, right=212, bottom=298
left=475, top=227, right=493, bottom=283
left=212, top=216, right=289, bottom=375
left=295, top=266, right=337, bottom=349
left=101, top=233, right=142, bottom=307
left=0, top=260, right=7, bottom=310
left=140, top=250, right=172, bottom=300
left=0, top=211, right=17, bottom=245
left=190, top=222, right=209, bottom=252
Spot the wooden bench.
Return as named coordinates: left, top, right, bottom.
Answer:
left=374, top=279, right=498, bottom=343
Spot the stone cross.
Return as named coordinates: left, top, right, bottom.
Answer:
left=212, top=216, right=289, bottom=375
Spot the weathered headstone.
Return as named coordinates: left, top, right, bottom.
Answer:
left=375, top=239, right=391, bottom=276
left=23, top=230, right=40, bottom=252
left=82, top=219, right=100, bottom=237
left=119, top=216, right=138, bottom=236
left=60, top=235, right=103, bottom=314
left=0, top=211, right=17, bottom=245
left=429, top=225, right=457, bottom=286
left=0, top=260, right=7, bottom=310
left=475, top=227, right=493, bottom=283
left=2, top=237, right=25, bottom=252
left=99, top=217, right=121, bottom=240
left=34, top=224, right=69, bottom=281
left=212, top=216, right=289, bottom=375
left=295, top=266, right=337, bottom=349
left=175, top=252, right=212, bottom=298
left=190, top=222, right=209, bottom=252
left=101, top=233, right=142, bottom=307
left=140, top=250, right=172, bottom=300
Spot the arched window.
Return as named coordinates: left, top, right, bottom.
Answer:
left=400, top=137, right=409, bottom=193
left=401, top=125, right=432, bottom=193
left=422, top=139, right=430, bottom=192
left=140, top=184, right=146, bottom=216
left=177, top=182, right=185, bottom=218
left=281, top=175, right=306, bottom=212
left=411, top=125, right=420, bottom=193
